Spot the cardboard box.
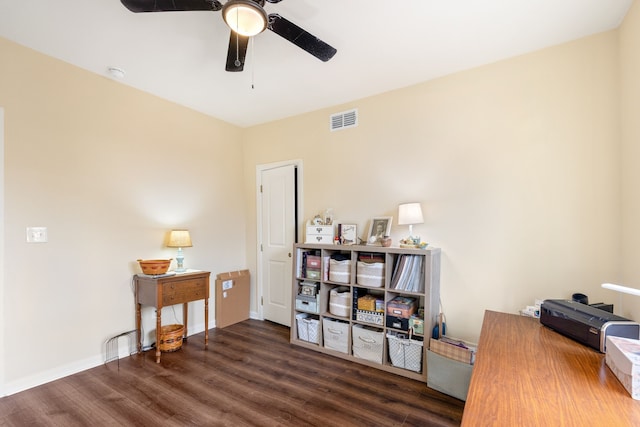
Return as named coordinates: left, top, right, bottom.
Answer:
left=605, top=335, right=640, bottom=399
left=357, top=294, right=377, bottom=311
left=386, top=296, right=417, bottom=318
left=429, top=338, right=475, bottom=365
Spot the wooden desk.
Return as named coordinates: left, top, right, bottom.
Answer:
left=462, top=310, right=640, bottom=426
left=134, top=271, right=211, bottom=363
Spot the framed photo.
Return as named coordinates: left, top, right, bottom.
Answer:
left=366, top=217, right=393, bottom=245
left=339, top=224, right=357, bottom=245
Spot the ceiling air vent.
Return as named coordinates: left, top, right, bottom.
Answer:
left=330, top=108, right=358, bottom=131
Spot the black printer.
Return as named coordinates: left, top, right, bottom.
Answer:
left=540, top=299, right=640, bottom=352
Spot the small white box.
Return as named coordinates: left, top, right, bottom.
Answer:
left=323, top=318, right=349, bottom=353
left=352, top=324, right=384, bottom=364
left=295, top=313, right=319, bottom=344
left=606, top=335, right=640, bottom=399
left=306, top=225, right=333, bottom=244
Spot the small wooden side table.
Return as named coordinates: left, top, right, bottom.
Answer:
left=134, top=270, right=211, bottom=363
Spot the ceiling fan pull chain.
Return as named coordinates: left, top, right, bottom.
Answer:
left=234, top=11, right=241, bottom=67
left=234, top=31, right=241, bottom=67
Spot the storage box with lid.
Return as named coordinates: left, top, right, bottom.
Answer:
left=386, top=315, right=410, bottom=331
left=356, top=261, right=385, bottom=287
left=295, top=313, right=319, bottom=344
left=387, top=332, right=424, bottom=373
left=299, top=281, right=319, bottom=297
left=305, top=255, right=321, bottom=269
left=329, top=258, right=351, bottom=284
left=329, top=287, right=351, bottom=317
left=296, top=294, right=319, bottom=313
left=386, top=296, right=417, bottom=318
left=305, top=269, right=321, bottom=280
left=606, top=335, right=640, bottom=399
left=323, top=318, right=349, bottom=353
left=352, top=325, right=384, bottom=364
left=305, top=225, right=334, bottom=244
left=356, top=310, right=384, bottom=326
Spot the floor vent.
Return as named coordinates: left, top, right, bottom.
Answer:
left=330, top=108, right=358, bottom=131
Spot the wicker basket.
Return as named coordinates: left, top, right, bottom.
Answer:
left=137, top=259, right=172, bottom=275
left=159, top=324, right=184, bottom=352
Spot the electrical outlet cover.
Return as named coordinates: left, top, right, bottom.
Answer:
left=27, top=227, right=48, bottom=243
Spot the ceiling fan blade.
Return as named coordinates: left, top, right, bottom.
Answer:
left=267, top=14, right=336, bottom=62
left=226, top=31, right=249, bottom=72
left=120, top=0, right=222, bottom=13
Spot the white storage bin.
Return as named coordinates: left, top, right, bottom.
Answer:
left=329, top=259, right=351, bottom=284
left=323, top=318, right=349, bottom=354
left=329, top=288, right=351, bottom=317
left=295, top=313, right=319, bottom=343
left=356, top=261, right=385, bottom=287
left=296, top=295, right=319, bottom=313
left=352, top=324, right=384, bottom=364
left=387, top=333, right=423, bottom=373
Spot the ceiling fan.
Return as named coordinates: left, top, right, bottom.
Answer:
left=120, top=0, right=337, bottom=72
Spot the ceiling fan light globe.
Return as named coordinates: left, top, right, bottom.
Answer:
left=222, top=1, right=268, bottom=37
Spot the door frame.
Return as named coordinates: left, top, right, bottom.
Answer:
left=255, top=159, right=303, bottom=321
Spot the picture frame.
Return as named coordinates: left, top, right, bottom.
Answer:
left=366, top=217, right=393, bottom=245
left=339, top=224, right=357, bottom=245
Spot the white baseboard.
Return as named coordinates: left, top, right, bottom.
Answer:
left=2, top=322, right=215, bottom=397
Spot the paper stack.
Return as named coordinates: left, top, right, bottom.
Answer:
left=605, top=335, right=640, bottom=399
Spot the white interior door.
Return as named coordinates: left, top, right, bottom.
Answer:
left=260, top=164, right=296, bottom=326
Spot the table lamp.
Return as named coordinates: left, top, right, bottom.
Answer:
left=398, top=202, right=424, bottom=243
left=167, top=229, right=192, bottom=272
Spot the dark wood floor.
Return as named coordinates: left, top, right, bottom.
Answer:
left=0, top=320, right=464, bottom=426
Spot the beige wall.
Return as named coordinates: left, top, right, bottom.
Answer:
left=244, top=30, right=623, bottom=342
left=620, top=0, right=640, bottom=317
left=3, top=3, right=640, bottom=394
left=0, top=38, right=247, bottom=393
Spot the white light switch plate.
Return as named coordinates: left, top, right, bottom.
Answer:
left=27, top=227, right=48, bottom=243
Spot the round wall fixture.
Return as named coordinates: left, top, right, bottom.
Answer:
left=107, top=66, right=126, bottom=79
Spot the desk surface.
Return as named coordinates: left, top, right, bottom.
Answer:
left=461, top=310, right=640, bottom=426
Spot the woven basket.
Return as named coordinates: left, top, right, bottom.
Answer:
left=159, top=324, right=184, bottom=352
left=137, top=259, right=171, bottom=275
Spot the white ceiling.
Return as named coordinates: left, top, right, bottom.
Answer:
left=0, top=0, right=633, bottom=127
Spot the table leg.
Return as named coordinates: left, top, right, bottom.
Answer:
left=204, top=298, right=209, bottom=349
left=183, top=303, right=188, bottom=342
left=136, top=302, right=142, bottom=354
left=155, top=308, right=161, bottom=363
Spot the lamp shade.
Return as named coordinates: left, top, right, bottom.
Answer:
left=398, top=203, right=424, bottom=225
left=222, top=0, right=268, bottom=37
left=167, top=230, right=192, bottom=248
